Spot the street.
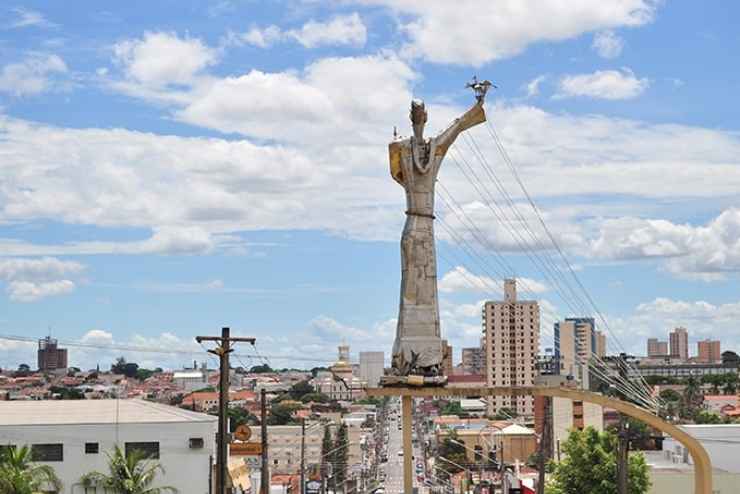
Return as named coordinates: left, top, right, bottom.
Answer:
left=377, top=398, right=425, bottom=494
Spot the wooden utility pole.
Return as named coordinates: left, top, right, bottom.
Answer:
left=300, top=417, right=306, bottom=494
left=196, top=328, right=256, bottom=494
left=616, top=353, right=630, bottom=494
left=536, top=397, right=551, bottom=494
left=261, top=388, right=270, bottom=494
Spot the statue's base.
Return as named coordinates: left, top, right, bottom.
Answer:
left=379, top=374, right=447, bottom=387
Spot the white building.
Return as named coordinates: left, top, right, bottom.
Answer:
left=359, top=351, right=384, bottom=388
left=172, top=369, right=207, bottom=392
left=484, top=279, right=540, bottom=417
left=0, top=399, right=216, bottom=494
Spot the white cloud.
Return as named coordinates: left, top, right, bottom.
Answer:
left=556, top=68, right=649, bottom=100
left=439, top=266, right=548, bottom=296
left=9, top=8, right=54, bottom=29
left=358, top=0, right=657, bottom=65
left=525, top=75, right=546, bottom=97
left=590, top=209, right=740, bottom=280
left=0, top=54, right=67, bottom=97
left=0, top=257, right=84, bottom=302
left=233, top=13, right=367, bottom=49
left=113, top=32, right=217, bottom=86
left=592, top=30, right=624, bottom=58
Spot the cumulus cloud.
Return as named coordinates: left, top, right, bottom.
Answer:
left=358, top=0, right=657, bottom=65
left=556, top=68, right=649, bottom=100
left=0, top=53, right=67, bottom=97
left=592, top=30, right=624, bottom=58
left=439, top=266, right=548, bottom=295
left=590, top=209, right=740, bottom=280
left=113, top=32, right=217, bottom=86
left=0, top=257, right=84, bottom=302
left=236, top=13, right=367, bottom=49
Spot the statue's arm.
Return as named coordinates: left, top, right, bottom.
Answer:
left=433, top=101, right=487, bottom=157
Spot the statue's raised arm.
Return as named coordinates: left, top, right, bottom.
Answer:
left=433, top=77, right=494, bottom=157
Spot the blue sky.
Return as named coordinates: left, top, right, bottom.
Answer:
left=1, top=1, right=740, bottom=370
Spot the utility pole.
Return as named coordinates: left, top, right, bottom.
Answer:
left=196, top=327, right=256, bottom=494
left=615, top=352, right=630, bottom=494
left=261, top=388, right=270, bottom=494
left=301, top=417, right=306, bottom=494
left=536, top=397, right=551, bottom=494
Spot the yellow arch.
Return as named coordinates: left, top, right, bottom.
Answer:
left=367, top=386, right=713, bottom=494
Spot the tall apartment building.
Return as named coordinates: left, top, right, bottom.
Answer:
left=670, top=327, right=689, bottom=361
left=554, top=318, right=596, bottom=389
left=359, top=351, right=384, bottom=388
left=595, top=331, right=607, bottom=358
left=647, top=338, right=669, bottom=357
left=37, top=336, right=68, bottom=373
left=442, top=340, right=454, bottom=376
left=461, top=346, right=485, bottom=375
left=697, top=340, right=721, bottom=363
left=484, top=279, right=539, bottom=417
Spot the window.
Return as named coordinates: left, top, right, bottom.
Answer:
left=85, top=442, right=99, bottom=454
left=125, top=442, right=159, bottom=459
left=31, top=443, right=63, bottom=462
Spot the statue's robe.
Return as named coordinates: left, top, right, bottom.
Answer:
left=388, top=102, right=486, bottom=374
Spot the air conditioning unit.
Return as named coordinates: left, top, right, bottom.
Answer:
left=189, top=437, right=204, bottom=449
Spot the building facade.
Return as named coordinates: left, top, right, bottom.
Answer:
left=554, top=317, right=596, bottom=389
left=461, top=346, right=485, bottom=375
left=37, top=336, right=68, bottom=373
left=648, top=338, right=669, bottom=357
left=697, top=340, right=721, bottom=363
left=0, top=400, right=216, bottom=494
left=670, top=327, right=689, bottom=361
left=484, top=279, right=540, bottom=417
left=595, top=331, right=607, bottom=358
left=312, top=344, right=365, bottom=401
left=358, top=352, right=384, bottom=388
left=252, top=424, right=323, bottom=475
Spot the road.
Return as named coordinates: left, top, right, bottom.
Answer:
left=378, top=398, right=425, bottom=494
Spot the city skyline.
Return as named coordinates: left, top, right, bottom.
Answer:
left=2, top=3, right=740, bottom=372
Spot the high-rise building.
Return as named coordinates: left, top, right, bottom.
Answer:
left=647, top=338, right=669, bottom=357
left=359, top=351, right=384, bottom=387
left=441, top=340, right=453, bottom=376
left=37, top=336, right=68, bottom=373
left=697, top=340, right=721, bottom=363
left=670, top=327, right=689, bottom=361
left=595, top=331, right=607, bottom=358
left=462, top=346, right=485, bottom=375
left=484, top=279, right=540, bottom=417
left=554, top=318, right=595, bottom=389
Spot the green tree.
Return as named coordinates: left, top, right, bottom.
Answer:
left=721, top=373, right=738, bottom=395
left=0, top=445, right=63, bottom=494
left=681, top=377, right=703, bottom=419
left=301, top=392, right=331, bottom=404
left=136, top=368, right=155, bottom=381
left=658, top=389, right=681, bottom=402
left=546, top=427, right=650, bottom=494
left=49, top=386, right=85, bottom=400
left=249, top=364, right=273, bottom=373
left=81, top=445, right=177, bottom=494
left=268, top=402, right=302, bottom=425
left=437, top=430, right=468, bottom=480
left=289, top=380, right=315, bottom=401
left=333, top=423, right=349, bottom=490
left=321, top=426, right=333, bottom=491
left=440, top=401, right=464, bottom=416
left=694, top=410, right=723, bottom=424
left=226, top=407, right=258, bottom=431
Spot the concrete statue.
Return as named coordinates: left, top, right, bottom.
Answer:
left=383, top=79, right=492, bottom=385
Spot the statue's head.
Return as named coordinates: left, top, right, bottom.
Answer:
left=410, top=99, right=427, bottom=140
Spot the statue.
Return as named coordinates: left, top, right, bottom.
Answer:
left=383, top=79, right=492, bottom=385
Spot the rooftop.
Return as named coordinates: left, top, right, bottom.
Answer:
left=0, top=399, right=217, bottom=426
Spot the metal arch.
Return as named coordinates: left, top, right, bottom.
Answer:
left=367, top=386, right=713, bottom=494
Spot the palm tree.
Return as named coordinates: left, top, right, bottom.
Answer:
left=0, top=445, right=63, bottom=494
left=80, top=445, right=178, bottom=494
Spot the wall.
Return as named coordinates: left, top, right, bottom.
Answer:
left=0, top=421, right=216, bottom=494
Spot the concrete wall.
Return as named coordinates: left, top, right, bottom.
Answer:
left=0, top=421, right=216, bottom=494
left=649, top=470, right=740, bottom=494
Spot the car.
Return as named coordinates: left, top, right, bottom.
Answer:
left=398, top=450, right=403, bottom=456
